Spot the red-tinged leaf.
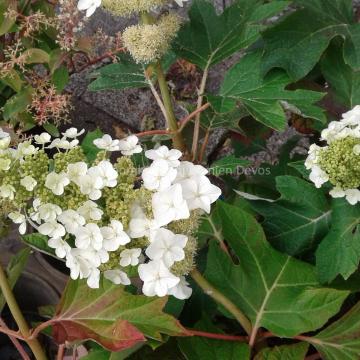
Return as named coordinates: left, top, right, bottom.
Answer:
left=51, top=279, right=186, bottom=351
left=53, top=318, right=144, bottom=351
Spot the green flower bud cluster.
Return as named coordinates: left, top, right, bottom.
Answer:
left=21, top=151, right=49, bottom=205
left=102, top=156, right=151, bottom=228
left=0, top=153, right=12, bottom=171
left=104, top=196, right=131, bottom=227
left=171, top=236, right=197, bottom=276
left=104, top=187, right=147, bottom=227
left=53, top=147, right=87, bottom=172
left=168, top=211, right=200, bottom=276
left=1, top=171, right=24, bottom=208
left=93, top=150, right=108, bottom=165
left=0, top=151, right=49, bottom=208
left=0, top=150, right=47, bottom=208
left=134, top=187, right=154, bottom=218
left=63, top=184, right=88, bottom=210
left=123, top=13, right=181, bottom=63
left=36, top=181, right=87, bottom=211
left=168, top=210, right=201, bottom=238
left=318, top=137, right=360, bottom=189
left=115, top=156, right=137, bottom=185
left=99, top=247, right=125, bottom=271
left=27, top=149, right=86, bottom=209
left=102, top=0, right=167, bottom=17
left=0, top=200, right=16, bottom=221
left=20, top=150, right=49, bottom=182
left=128, top=236, right=150, bottom=249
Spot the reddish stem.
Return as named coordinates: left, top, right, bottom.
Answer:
left=0, top=318, right=30, bottom=360
left=198, top=129, right=210, bottom=163
left=187, top=328, right=248, bottom=342
left=0, top=326, right=26, bottom=340
left=259, top=331, right=275, bottom=339
left=72, top=347, right=77, bottom=360
left=76, top=47, right=126, bottom=72
left=0, top=318, right=53, bottom=341
left=178, top=102, right=210, bottom=132
left=57, top=344, right=65, bottom=360
left=135, top=129, right=171, bottom=137
left=29, top=319, right=54, bottom=339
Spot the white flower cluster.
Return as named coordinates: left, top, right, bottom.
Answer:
left=32, top=200, right=132, bottom=289
left=305, top=106, right=360, bottom=205
left=133, top=146, right=221, bottom=299
left=2, top=128, right=221, bottom=300
left=1, top=130, right=141, bottom=289
left=77, top=0, right=188, bottom=17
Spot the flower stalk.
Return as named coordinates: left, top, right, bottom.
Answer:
left=155, top=61, right=187, bottom=152
left=0, top=263, right=47, bottom=360
left=190, top=268, right=252, bottom=335
left=140, top=11, right=187, bottom=153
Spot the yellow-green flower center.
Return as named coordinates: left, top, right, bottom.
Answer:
left=318, top=137, right=360, bottom=189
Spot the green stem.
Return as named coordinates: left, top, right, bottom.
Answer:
left=191, top=63, right=209, bottom=161
left=0, top=263, right=47, bottom=360
left=191, top=269, right=252, bottom=336
left=140, top=12, right=187, bottom=153
left=155, top=61, right=187, bottom=152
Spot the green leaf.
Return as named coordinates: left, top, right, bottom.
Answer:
left=321, top=43, right=360, bottom=108
left=287, top=160, right=310, bottom=179
left=209, top=155, right=250, bottom=177
left=88, top=57, right=148, bottom=91
left=81, top=128, right=104, bottom=162
left=295, top=0, right=354, bottom=20
left=23, top=48, right=50, bottom=64
left=200, top=103, right=246, bottom=131
left=249, top=1, right=291, bottom=22
left=3, top=86, right=34, bottom=121
left=178, top=317, right=250, bottom=360
left=43, top=123, right=60, bottom=137
left=197, top=205, right=223, bottom=248
left=250, top=176, right=331, bottom=255
left=21, top=233, right=56, bottom=258
left=174, top=0, right=289, bottom=70
left=220, top=51, right=326, bottom=131
left=306, top=301, right=360, bottom=359
left=254, top=343, right=309, bottom=360
left=48, top=48, right=65, bottom=74
left=316, top=199, right=360, bottom=283
left=205, top=202, right=349, bottom=338
left=206, top=95, right=237, bottom=114
left=236, top=136, right=305, bottom=196
left=0, top=248, right=30, bottom=312
left=52, top=66, right=69, bottom=93
left=262, top=0, right=360, bottom=80
left=1, top=70, right=24, bottom=92
left=52, top=279, right=186, bottom=351
left=38, top=305, right=56, bottom=318
left=0, top=0, right=17, bottom=36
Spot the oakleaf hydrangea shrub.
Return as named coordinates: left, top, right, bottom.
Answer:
left=0, top=127, right=220, bottom=298
left=3, top=0, right=360, bottom=358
